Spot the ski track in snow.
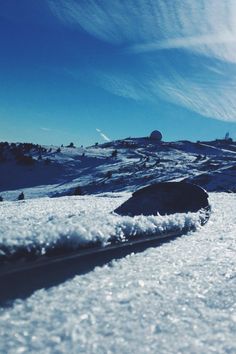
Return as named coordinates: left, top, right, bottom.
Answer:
left=0, top=193, right=236, bottom=353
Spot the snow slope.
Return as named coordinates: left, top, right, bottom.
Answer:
left=0, top=138, right=236, bottom=200
left=0, top=193, right=235, bottom=353
left=0, top=137, right=235, bottom=353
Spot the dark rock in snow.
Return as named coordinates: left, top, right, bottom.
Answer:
left=114, top=182, right=209, bottom=216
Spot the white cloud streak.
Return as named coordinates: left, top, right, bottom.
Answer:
left=49, top=0, right=236, bottom=62
left=130, top=31, right=236, bottom=55
left=40, top=127, right=51, bottom=132
left=48, top=0, right=236, bottom=123
left=150, top=70, right=236, bottom=122
left=96, top=128, right=110, bottom=142
left=94, top=72, right=144, bottom=101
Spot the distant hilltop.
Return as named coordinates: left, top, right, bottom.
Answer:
left=0, top=136, right=236, bottom=201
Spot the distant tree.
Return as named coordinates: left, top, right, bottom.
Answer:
left=56, top=147, right=61, bottom=153
left=73, top=186, right=83, bottom=196
left=0, top=196, right=3, bottom=202
left=111, top=149, right=118, bottom=158
left=106, top=171, right=112, bottom=178
left=38, top=154, right=42, bottom=160
left=194, top=154, right=202, bottom=162
left=95, top=142, right=98, bottom=146
left=18, top=192, right=25, bottom=201
left=67, top=142, right=75, bottom=148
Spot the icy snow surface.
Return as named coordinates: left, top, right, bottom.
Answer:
left=0, top=193, right=236, bottom=353
left=0, top=194, right=202, bottom=261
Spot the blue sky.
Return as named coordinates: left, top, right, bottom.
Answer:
left=1, top=0, right=236, bottom=146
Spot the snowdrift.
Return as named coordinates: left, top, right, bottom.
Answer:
left=0, top=194, right=206, bottom=266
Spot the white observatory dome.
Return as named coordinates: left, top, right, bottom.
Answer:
left=150, top=130, right=162, bottom=141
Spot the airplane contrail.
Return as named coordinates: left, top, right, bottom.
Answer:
left=96, top=128, right=111, bottom=142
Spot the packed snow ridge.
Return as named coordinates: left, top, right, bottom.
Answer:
left=0, top=137, right=236, bottom=200
left=0, top=194, right=204, bottom=263
left=0, top=193, right=235, bottom=353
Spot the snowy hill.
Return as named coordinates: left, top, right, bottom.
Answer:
left=0, top=138, right=236, bottom=353
left=0, top=137, right=236, bottom=200
left=0, top=192, right=236, bottom=353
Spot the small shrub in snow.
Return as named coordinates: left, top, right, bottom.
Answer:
left=73, top=186, right=83, bottom=196
left=106, top=171, right=112, bottom=178
left=111, top=149, right=118, bottom=158
left=18, top=192, right=25, bottom=201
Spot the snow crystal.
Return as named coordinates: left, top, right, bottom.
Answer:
left=0, top=193, right=235, bottom=354
left=0, top=194, right=203, bottom=262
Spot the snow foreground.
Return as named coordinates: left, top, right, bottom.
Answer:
left=0, top=193, right=235, bottom=353
left=0, top=194, right=204, bottom=263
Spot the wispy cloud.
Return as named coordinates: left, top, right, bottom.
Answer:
left=49, top=0, right=236, bottom=62
left=94, top=59, right=236, bottom=122
left=48, top=0, right=236, bottom=123
left=149, top=69, right=236, bottom=122
left=96, top=128, right=110, bottom=142
left=94, top=72, right=143, bottom=101
left=130, top=31, right=236, bottom=55
left=40, top=127, right=51, bottom=132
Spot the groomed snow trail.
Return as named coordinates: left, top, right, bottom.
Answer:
left=0, top=193, right=236, bottom=353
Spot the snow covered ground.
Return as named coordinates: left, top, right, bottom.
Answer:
left=0, top=192, right=235, bottom=353
left=0, top=193, right=204, bottom=263
left=0, top=138, right=235, bottom=353
left=1, top=138, right=236, bottom=200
